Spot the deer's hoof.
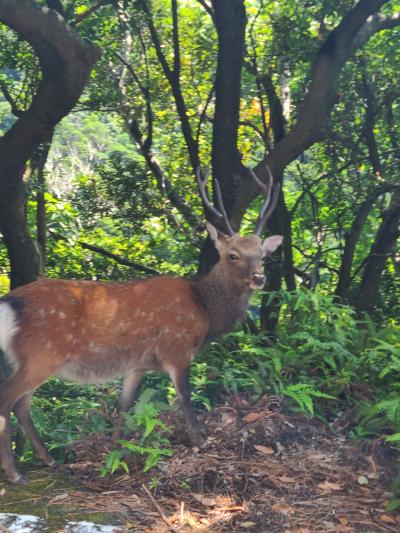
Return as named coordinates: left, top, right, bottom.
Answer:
left=13, top=473, right=29, bottom=485
left=190, top=432, right=207, bottom=450
left=42, top=456, right=56, bottom=467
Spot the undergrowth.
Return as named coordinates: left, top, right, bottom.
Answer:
left=13, top=289, right=399, bottom=497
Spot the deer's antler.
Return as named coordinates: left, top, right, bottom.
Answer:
left=196, top=167, right=235, bottom=236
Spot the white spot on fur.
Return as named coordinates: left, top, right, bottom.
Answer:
left=59, top=311, right=66, bottom=319
left=66, top=334, right=73, bottom=341
left=0, top=302, right=19, bottom=363
left=0, top=415, right=6, bottom=433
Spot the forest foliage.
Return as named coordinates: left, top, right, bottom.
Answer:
left=0, top=0, right=400, bottom=499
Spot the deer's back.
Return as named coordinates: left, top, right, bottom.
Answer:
left=3, top=277, right=209, bottom=383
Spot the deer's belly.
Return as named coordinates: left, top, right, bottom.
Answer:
left=56, top=344, right=160, bottom=384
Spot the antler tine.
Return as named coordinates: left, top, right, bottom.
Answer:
left=251, top=165, right=280, bottom=236
left=213, top=179, right=235, bottom=236
left=196, top=167, right=235, bottom=236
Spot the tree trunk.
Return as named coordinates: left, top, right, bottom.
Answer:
left=197, top=0, right=247, bottom=273
left=33, top=130, right=54, bottom=273
left=211, top=0, right=247, bottom=224
left=0, top=175, right=40, bottom=289
left=335, top=186, right=393, bottom=300
left=356, top=187, right=400, bottom=315
left=0, top=0, right=100, bottom=288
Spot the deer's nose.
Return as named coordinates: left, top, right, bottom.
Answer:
left=251, top=272, right=266, bottom=287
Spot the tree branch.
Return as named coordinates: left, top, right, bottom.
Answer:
left=141, top=0, right=200, bottom=173
left=72, top=0, right=112, bottom=26
left=49, top=230, right=161, bottom=276
left=234, top=0, right=393, bottom=223
left=0, top=78, right=23, bottom=117
left=0, top=0, right=100, bottom=170
left=351, top=12, right=400, bottom=52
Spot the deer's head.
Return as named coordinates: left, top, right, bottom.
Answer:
left=197, top=166, right=283, bottom=290
left=206, top=223, right=282, bottom=290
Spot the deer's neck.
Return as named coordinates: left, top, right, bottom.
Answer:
left=192, top=264, right=252, bottom=342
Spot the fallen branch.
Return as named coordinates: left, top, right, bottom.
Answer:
left=141, top=483, right=177, bottom=532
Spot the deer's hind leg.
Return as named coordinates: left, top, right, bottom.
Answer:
left=0, top=365, right=57, bottom=484
left=13, top=392, right=55, bottom=467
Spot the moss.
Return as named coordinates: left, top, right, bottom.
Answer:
left=0, top=466, right=118, bottom=530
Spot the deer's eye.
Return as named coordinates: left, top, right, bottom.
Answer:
left=229, top=253, right=240, bottom=261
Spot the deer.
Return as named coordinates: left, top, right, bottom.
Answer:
left=0, top=168, right=282, bottom=484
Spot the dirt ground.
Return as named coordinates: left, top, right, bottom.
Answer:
left=33, top=394, right=399, bottom=532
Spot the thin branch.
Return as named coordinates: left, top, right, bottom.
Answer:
left=142, top=0, right=200, bottom=172
left=129, top=118, right=202, bottom=231
left=195, top=83, right=214, bottom=145
left=0, top=79, right=22, bottom=117
left=196, top=0, right=215, bottom=24
left=49, top=230, right=161, bottom=276
left=171, top=0, right=180, bottom=78
left=72, top=0, right=111, bottom=26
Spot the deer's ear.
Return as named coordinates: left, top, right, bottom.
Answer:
left=262, top=235, right=283, bottom=257
left=206, top=222, right=228, bottom=250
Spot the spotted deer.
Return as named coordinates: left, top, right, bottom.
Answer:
left=0, top=169, right=282, bottom=484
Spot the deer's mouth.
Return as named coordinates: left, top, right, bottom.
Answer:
left=249, top=273, right=266, bottom=290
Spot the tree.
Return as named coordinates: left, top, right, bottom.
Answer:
left=0, top=0, right=99, bottom=288
left=1, top=0, right=400, bottom=331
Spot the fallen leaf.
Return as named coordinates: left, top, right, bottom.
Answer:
left=357, top=475, right=369, bottom=485
left=222, top=412, right=236, bottom=425
left=317, top=480, right=343, bottom=491
left=254, top=444, right=275, bottom=455
left=240, top=522, right=257, bottom=528
left=380, top=514, right=397, bottom=524
left=243, top=412, right=264, bottom=423
left=215, top=505, right=244, bottom=512
left=192, top=493, right=216, bottom=507
left=278, top=475, right=296, bottom=484
left=0, top=488, right=6, bottom=496
left=338, top=516, right=349, bottom=525
left=272, top=502, right=295, bottom=515
left=49, top=492, right=69, bottom=504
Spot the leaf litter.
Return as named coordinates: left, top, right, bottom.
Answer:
left=39, top=395, right=400, bottom=531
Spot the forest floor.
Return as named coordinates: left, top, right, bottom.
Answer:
left=1, top=395, right=399, bottom=532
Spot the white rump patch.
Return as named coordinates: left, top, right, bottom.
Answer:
left=0, top=415, right=6, bottom=433
left=0, top=302, right=19, bottom=357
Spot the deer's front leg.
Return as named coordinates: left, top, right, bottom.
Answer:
left=112, top=370, right=145, bottom=443
left=167, top=365, right=206, bottom=448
